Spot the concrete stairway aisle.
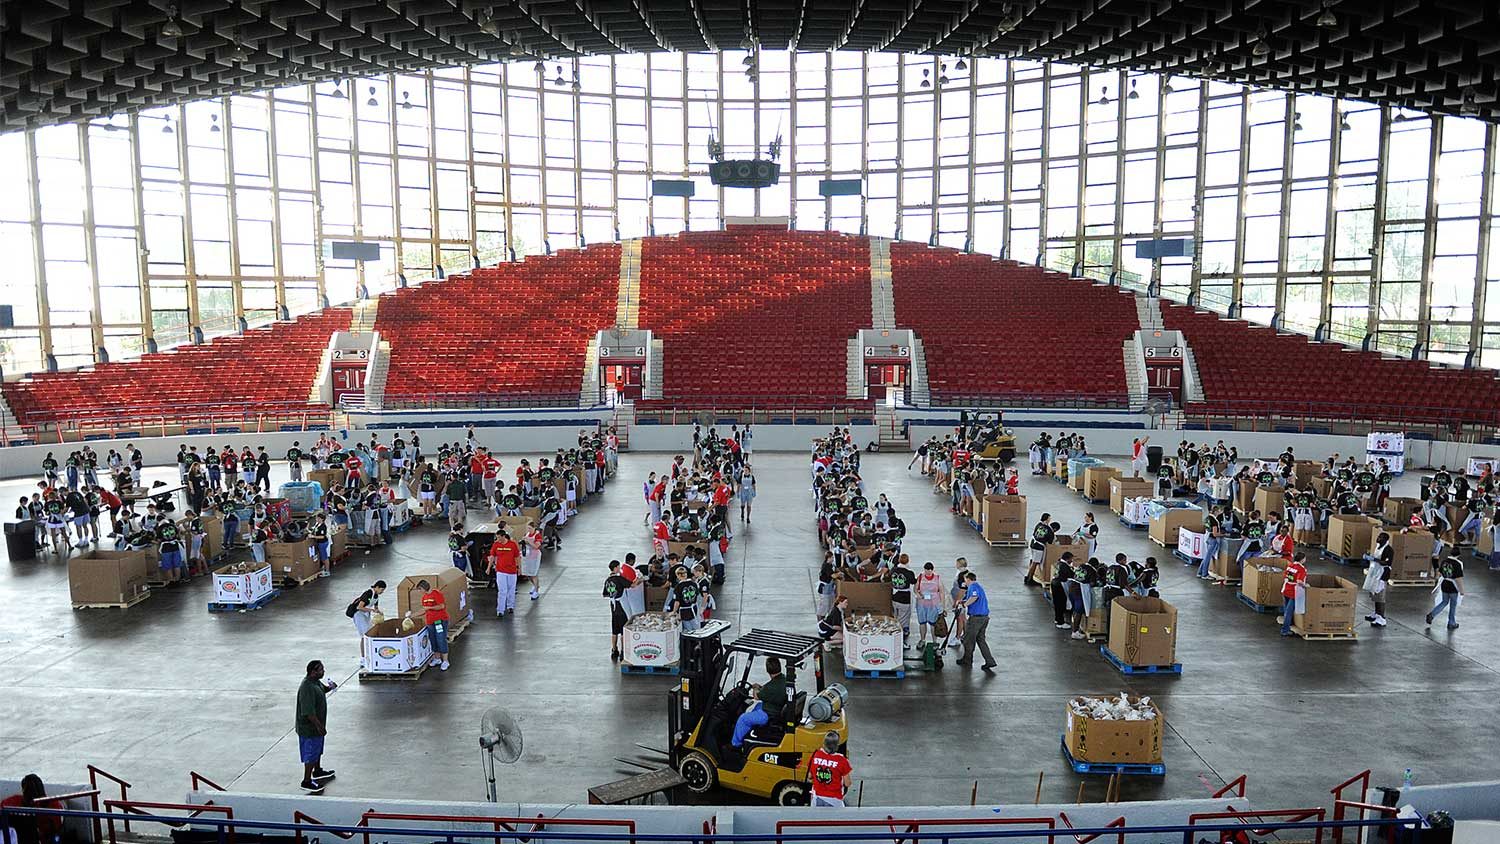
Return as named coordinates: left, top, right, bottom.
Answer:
left=308, top=347, right=334, bottom=404
left=616, top=239, right=642, bottom=329
left=869, top=237, right=896, bottom=329
left=1123, top=335, right=1148, bottom=410
left=580, top=336, right=602, bottom=406
left=874, top=404, right=908, bottom=450
left=1182, top=346, right=1206, bottom=404
left=365, top=340, right=390, bottom=409
left=350, top=298, right=380, bottom=333
left=845, top=337, right=865, bottom=399
left=1136, top=295, right=1163, bottom=331
left=645, top=338, right=664, bottom=400
left=909, top=337, right=932, bottom=406
left=612, top=401, right=632, bottom=451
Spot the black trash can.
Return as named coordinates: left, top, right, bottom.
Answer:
left=1146, top=446, right=1164, bottom=474
left=5, top=520, right=37, bottom=562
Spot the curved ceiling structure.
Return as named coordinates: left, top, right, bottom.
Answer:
left=1, top=0, right=1495, bottom=131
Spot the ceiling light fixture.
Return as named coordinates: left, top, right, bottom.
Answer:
left=1252, top=30, right=1270, bottom=56
left=478, top=13, right=501, bottom=37
left=742, top=54, right=755, bottom=66
left=1292, top=111, right=1303, bottom=131
left=955, top=57, right=968, bottom=71
left=209, top=113, right=221, bottom=133
left=401, top=91, right=413, bottom=109
left=920, top=68, right=931, bottom=89
left=161, top=116, right=175, bottom=134
left=366, top=86, right=378, bottom=107
left=1127, top=79, right=1139, bottom=100
left=1163, top=80, right=1174, bottom=94
left=533, top=60, right=545, bottom=74
left=1460, top=86, right=1478, bottom=116
left=1339, top=110, right=1351, bottom=131
left=161, top=5, right=184, bottom=38
left=1316, top=1, right=1337, bottom=28
left=330, top=80, right=346, bottom=99
left=1096, top=85, right=1110, bottom=106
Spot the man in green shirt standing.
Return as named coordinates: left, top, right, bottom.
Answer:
left=295, top=660, right=337, bottom=793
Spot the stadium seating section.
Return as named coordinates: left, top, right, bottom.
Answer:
left=1, top=308, right=351, bottom=426
left=637, top=230, right=873, bottom=404
left=889, top=242, right=1141, bottom=405
left=7, top=230, right=1500, bottom=429
left=1160, top=302, right=1500, bottom=423
left=374, top=243, right=621, bottom=405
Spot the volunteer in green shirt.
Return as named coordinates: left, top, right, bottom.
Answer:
left=444, top=475, right=468, bottom=524
left=295, top=660, right=337, bottom=793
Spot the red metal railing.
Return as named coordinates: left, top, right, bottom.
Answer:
left=1186, top=808, right=1328, bottom=844
left=1331, top=769, right=1372, bottom=808
left=355, top=811, right=636, bottom=844
left=102, top=800, right=233, bottom=844
left=775, top=816, right=1059, bottom=844
left=1056, top=812, right=1124, bottom=844
left=189, top=771, right=226, bottom=792
left=1, top=406, right=334, bottom=447
left=1211, top=774, right=1248, bottom=799
left=1333, top=800, right=1402, bottom=844
left=86, top=765, right=130, bottom=842
left=292, top=810, right=363, bottom=844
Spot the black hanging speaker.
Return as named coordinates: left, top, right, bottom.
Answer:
left=710, top=159, right=780, bottom=189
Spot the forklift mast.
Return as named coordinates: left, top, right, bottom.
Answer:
left=668, top=620, right=731, bottom=764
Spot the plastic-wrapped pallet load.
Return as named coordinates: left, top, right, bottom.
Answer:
left=213, top=562, right=275, bottom=605
left=1067, top=457, right=1102, bottom=492
left=277, top=481, right=324, bottom=514
left=622, top=611, right=681, bottom=668
left=1064, top=693, right=1163, bottom=766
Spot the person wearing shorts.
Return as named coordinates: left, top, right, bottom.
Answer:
left=295, top=660, right=336, bottom=792
left=413, top=579, right=450, bottom=670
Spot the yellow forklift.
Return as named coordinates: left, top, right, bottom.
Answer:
left=975, top=432, right=1017, bottom=463
left=668, top=621, right=849, bottom=805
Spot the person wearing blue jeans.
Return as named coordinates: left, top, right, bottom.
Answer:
left=1280, top=553, right=1308, bottom=636
left=1236, top=511, right=1266, bottom=568
left=1426, top=555, right=1465, bottom=630
left=1197, top=505, right=1224, bottom=579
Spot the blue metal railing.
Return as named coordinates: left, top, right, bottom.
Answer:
left=0, top=804, right=1423, bottom=844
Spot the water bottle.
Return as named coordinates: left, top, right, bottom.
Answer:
left=1402, top=768, right=1414, bottom=791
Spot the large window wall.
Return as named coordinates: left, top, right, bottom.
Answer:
left=1, top=52, right=1497, bottom=377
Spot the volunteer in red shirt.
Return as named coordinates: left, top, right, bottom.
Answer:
left=1270, top=523, right=1295, bottom=561
left=648, top=478, right=667, bottom=524
left=343, top=452, right=362, bottom=488
left=413, top=578, right=450, bottom=671
left=481, top=450, right=503, bottom=502
left=1131, top=435, right=1150, bottom=477
left=468, top=452, right=486, bottom=502
left=490, top=531, right=522, bottom=617
left=804, top=732, right=853, bottom=807
left=712, top=477, right=733, bottom=520
left=1279, top=551, right=1309, bottom=637
left=951, top=445, right=971, bottom=468
left=652, top=517, right=671, bottom=558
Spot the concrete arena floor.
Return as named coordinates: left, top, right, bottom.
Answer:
left=1, top=450, right=1496, bottom=810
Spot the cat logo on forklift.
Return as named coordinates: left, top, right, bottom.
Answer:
left=760, top=752, right=803, bottom=769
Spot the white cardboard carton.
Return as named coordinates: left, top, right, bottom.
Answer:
left=212, top=564, right=275, bottom=604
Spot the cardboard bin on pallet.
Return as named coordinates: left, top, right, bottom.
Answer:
left=1064, top=695, right=1163, bottom=766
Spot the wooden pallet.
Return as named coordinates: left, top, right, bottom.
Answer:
left=1236, top=592, right=1281, bottom=614
left=1170, top=549, right=1197, bottom=564
left=1118, top=517, right=1147, bottom=530
left=280, top=571, right=322, bottom=588
left=73, top=592, right=149, bottom=610
left=845, top=667, right=906, bottom=679
left=986, top=537, right=1027, bottom=547
left=467, top=578, right=495, bottom=590
left=1099, top=645, right=1183, bottom=676
left=1321, top=550, right=1367, bottom=567
left=1289, top=625, right=1358, bottom=641
left=1388, top=578, right=1436, bottom=588
left=1205, top=574, right=1242, bottom=587
left=1060, top=736, right=1165, bottom=776
left=359, top=663, right=430, bottom=681
left=445, top=615, right=473, bottom=643
left=620, top=663, right=681, bottom=675
left=145, top=579, right=181, bottom=589
left=207, top=589, right=281, bottom=613
left=1148, top=536, right=1169, bottom=547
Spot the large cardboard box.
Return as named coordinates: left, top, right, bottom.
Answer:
left=667, top=538, right=707, bottom=559
left=1233, top=482, right=1256, bottom=514
left=212, top=563, right=275, bottom=605
left=1176, top=528, right=1206, bottom=561
left=1327, top=514, right=1381, bottom=559
left=1064, top=696, right=1163, bottom=765
left=1038, top=537, right=1081, bottom=585
left=1383, top=531, right=1434, bottom=582
left=1082, top=466, right=1121, bottom=502
left=1478, top=517, right=1495, bottom=556
left=397, top=568, right=472, bottom=625
left=1107, top=596, right=1178, bottom=667
left=981, top=494, right=1026, bottom=543
left=308, top=468, right=342, bottom=492
left=1293, top=460, right=1323, bottom=487
left=1148, top=507, right=1203, bottom=546
left=1109, top=477, right=1155, bottom=515
left=1292, top=527, right=1325, bottom=548
left=1439, top=503, right=1466, bottom=546
left=1254, top=486, right=1286, bottom=519
left=1208, top=537, right=1249, bottom=581
left=69, top=549, right=152, bottom=605
left=330, top=525, right=348, bottom=560
left=269, top=537, right=320, bottom=582
left=622, top=612, right=681, bottom=667
left=361, top=617, right=434, bottom=673
left=1293, top=574, right=1357, bottom=636
left=199, top=514, right=224, bottom=561
left=1311, top=477, right=1334, bottom=499
left=837, top=582, right=901, bottom=672
left=1241, top=559, right=1288, bottom=607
